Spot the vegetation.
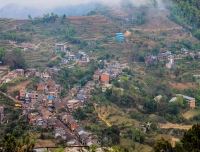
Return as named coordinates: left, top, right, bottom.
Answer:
left=154, top=124, right=200, bottom=152
left=29, top=13, right=59, bottom=24
left=169, top=0, right=200, bottom=39
left=2, top=48, right=26, bottom=70
left=0, top=133, right=36, bottom=152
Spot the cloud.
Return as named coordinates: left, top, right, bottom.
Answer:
left=0, top=0, right=164, bottom=9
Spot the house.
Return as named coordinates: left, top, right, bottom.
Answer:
left=4, top=71, right=17, bottom=83
left=176, top=94, right=196, bottom=109
left=25, top=93, right=32, bottom=103
left=42, top=72, right=51, bottom=80
left=79, top=132, right=89, bottom=145
left=19, top=89, right=26, bottom=100
left=116, top=33, right=125, bottom=42
left=68, top=55, right=75, bottom=61
left=30, top=91, right=38, bottom=102
left=145, top=56, right=157, bottom=66
left=65, top=131, right=77, bottom=142
left=82, top=55, right=90, bottom=63
left=46, top=78, right=55, bottom=87
left=48, top=67, right=60, bottom=75
left=157, top=53, right=168, bottom=60
left=15, top=69, right=24, bottom=76
left=37, top=81, right=45, bottom=92
left=61, top=58, right=69, bottom=65
left=25, top=68, right=36, bottom=77
left=66, top=99, right=81, bottom=112
left=67, top=119, right=78, bottom=131
left=181, top=48, right=188, bottom=54
left=47, top=118, right=57, bottom=130
left=100, top=73, right=110, bottom=84
left=0, top=105, right=4, bottom=124
left=55, top=44, right=67, bottom=52
left=86, top=81, right=95, bottom=88
left=93, top=70, right=102, bottom=81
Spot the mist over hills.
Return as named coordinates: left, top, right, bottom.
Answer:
left=0, top=3, right=100, bottom=19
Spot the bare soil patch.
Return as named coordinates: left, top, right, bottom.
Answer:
left=169, top=82, right=189, bottom=90
left=183, top=109, right=200, bottom=119
left=8, top=80, right=32, bottom=92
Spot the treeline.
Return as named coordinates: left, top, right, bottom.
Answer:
left=168, top=0, right=200, bottom=39
left=0, top=30, right=32, bottom=42
left=29, top=13, right=58, bottom=24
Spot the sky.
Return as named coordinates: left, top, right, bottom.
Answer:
left=0, top=0, right=163, bottom=9
left=0, top=0, right=118, bottom=8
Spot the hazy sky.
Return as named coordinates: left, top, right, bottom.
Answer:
left=0, top=0, right=161, bottom=8
left=0, top=0, right=120, bottom=8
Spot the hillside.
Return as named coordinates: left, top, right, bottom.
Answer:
left=0, top=2, right=200, bottom=151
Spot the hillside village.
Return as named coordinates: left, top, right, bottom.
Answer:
left=0, top=53, right=129, bottom=147
left=1, top=1, right=200, bottom=151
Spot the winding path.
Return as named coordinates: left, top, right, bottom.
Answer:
left=94, top=103, right=111, bottom=127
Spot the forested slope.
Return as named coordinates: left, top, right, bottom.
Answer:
left=169, top=0, right=200, bottom=39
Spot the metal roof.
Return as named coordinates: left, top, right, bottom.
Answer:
left=176, top=94, right=195, bottom=100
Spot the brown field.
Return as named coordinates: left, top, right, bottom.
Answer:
left=8, top=79, right=32, bottom=92
left=169, top=82, right=189, bottom=90
left=34, top=139, right=55, bottom=148
left=183, top=109, right=200, bottom=119
left=160, top=123, right=192, bottom=130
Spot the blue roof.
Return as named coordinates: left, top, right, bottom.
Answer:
left=48, top=96, right=54, bottom=100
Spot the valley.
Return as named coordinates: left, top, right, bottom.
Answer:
left=0, top=1, right=200, bottom=152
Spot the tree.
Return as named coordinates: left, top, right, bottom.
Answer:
left=28, top=15, right=32, bottom=20
left=154, top=137, right=174, bottom=152
left=0, top=133, right=36, bottom=152
left=62, top=14, right=66, bottom=19
left=0, top=83, right=7, bottom=92
left=104, top=126, right=120, bottom=145
left=73, top=107, right=87, bottom=120
left=168, top=101, right=179, bottom=115
left=0, top=47, right=6, bottom=61
left=2, top=48, right=26, bottom=70
left=40, top=133, right=45, bottom=140
left=139, top=56, right=145, bottom=62
left=174, top=67, right=181, bottom=77
left=151, top=122, right=157, bottom=131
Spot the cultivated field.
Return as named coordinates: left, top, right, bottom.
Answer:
left=160, top=123, right=192, bottom=130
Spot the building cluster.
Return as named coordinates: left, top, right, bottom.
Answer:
left=155, top=94, right=195, bottom=109
left=93, top=61, right=123, bottom=92
left=14, top=67, right=99, bottom=146
left=1, top=67, right=60, bottom=83
left=55, top=44, right=90, bottom=66
left=145, top=51, right=179, bottom=69
left=3, top=69, right=25, bottom=83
